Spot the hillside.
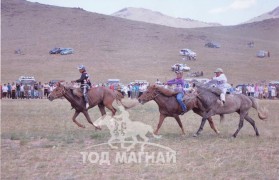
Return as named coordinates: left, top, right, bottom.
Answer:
left=245, top=6, right=279, bottom=24
left=1, top=0, right=279, bottom=85
left=111, top=7, right=221, bottom=28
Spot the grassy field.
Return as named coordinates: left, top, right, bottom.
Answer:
left=1, top=98, right=279, bottom=179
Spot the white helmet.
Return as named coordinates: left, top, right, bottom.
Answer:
left=214, top=68, right=223, bottom=73
left=77, top=65, right=85, bottom=70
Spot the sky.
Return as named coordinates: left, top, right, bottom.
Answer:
left=27, top=0, right=278, bottom=25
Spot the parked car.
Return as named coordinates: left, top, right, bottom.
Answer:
left=257, top=50, right=268, bottom=58
left=205, top=42, right=220, bottom=48
left=49, top=48, right=62, bottom=54
left=16, top=76, right=36, bottom=85
left=179, top=49, right=196, bottom=58
left=171, top=64, right=191, bottom=72
left=60, top=48, right=74, bottom=55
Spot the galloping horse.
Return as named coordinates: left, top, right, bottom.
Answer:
left=48, top=82, right=128, bottom=128
left=193, top=84, right=268, bottom=137
left=138, top=85, right=220, bottom=135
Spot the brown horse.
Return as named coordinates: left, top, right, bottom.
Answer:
left=138, top=85, right=220, bottom=135
left=48, top=82, right=128, bottom=129
left=193, top=84, right=268, bottom=137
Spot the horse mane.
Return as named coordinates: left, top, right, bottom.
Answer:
left=195, top=83, right=222, bottom=96
left=154, top=85, right=178, bottom=97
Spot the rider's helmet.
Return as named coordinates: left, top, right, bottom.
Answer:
left=214, top=68, right=223, bottom=73
left=77, top=65, right=86, bottom=71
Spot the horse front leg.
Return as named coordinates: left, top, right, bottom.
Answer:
left=72, top=111, right=85, bottom=128
left=207, top=117, right=220, bottom=134
left=154, top=114, right=166, bottom=135
left=174, top=116, right=185, bottom=135
left=193, top=108, right=219, bottom=135
left=194, top=110, right=215, bottom=137
left=193, top=117, right=207, bottom=137
left=82, top=110, right=101, bottom=130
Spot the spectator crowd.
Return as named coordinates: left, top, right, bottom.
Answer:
left=1, top=80, right=278, bottom=100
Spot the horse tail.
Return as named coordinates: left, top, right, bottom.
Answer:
left=114, top=91, right=138, bottom=110
left=249, top=97, right=268, bottom=120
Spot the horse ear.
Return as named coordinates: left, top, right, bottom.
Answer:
left=56, top=82, right=61, bottom=87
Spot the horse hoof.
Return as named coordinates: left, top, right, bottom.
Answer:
left=80, top=125, right=85, bottom=128
left=193, top=133, right=198, bottom=137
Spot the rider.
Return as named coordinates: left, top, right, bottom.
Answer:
left=167, top=71, right=187, bottom=115
left=73, top=65, right=92, bottom=108
left=213, top=68, right=227, bottom=106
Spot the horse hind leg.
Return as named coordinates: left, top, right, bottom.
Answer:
left=233, top=112, right=246, bottom=138
left=82, top=110, right=101, bottom=130
left=104, top=104, right=117, bottom=116
left=245, top=115, right=260, bottom=136
left=98, top=104, right=106, bottom=116
left=72, top=111, right=85, bottom=128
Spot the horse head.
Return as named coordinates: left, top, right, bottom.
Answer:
left=138, top=85, right=158, bottom=104
left=48, top=82, right=66, bottom=101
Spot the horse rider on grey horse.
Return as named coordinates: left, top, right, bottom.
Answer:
left=213, top=68, right=228, bottom=106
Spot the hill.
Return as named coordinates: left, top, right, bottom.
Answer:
left=111, top=7, right=221, bottom=28
left=245, top=6, right=279, bottom=24
left=1, top=0, right=279, bottom=85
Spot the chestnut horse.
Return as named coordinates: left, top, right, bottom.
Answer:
left=138, top=85, right=220, bottom=135
left=48, top=82, right=128, bottom=129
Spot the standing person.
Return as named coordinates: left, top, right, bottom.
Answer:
left=263, top=85, right=269, bottom=99
left=166, top=71, right=187, bottom=115
left=72, top=65, right=92, bottom=108
left=11, top=82, right=16, bottom=99
left=2, top=84, right=8, bottom=98
left=258, top=84, right=264, bottom=99
left=38, top=82, right=44, bottom=99
left=20, top=83, right=25, bottom=99
left=268, top=84, right=272, bottom=99
left=250, top=84, right=255, bottom=97
left=16, top=83, right=20, bottom=99
left=212, top=68, right=228, bottom=105
left=7, top=83, right=12, bottom=98
left=254, top=83, right=259, bottom=98
left=44, top=83, right=50, bottom=98
left=271, top=85, right=276, bottom=100
left=229, top=84, right=235, bottom=94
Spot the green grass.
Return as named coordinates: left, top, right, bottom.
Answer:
left=1, top=99, right=279, bottom=179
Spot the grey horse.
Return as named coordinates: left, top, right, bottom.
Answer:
left=193, top=83, right=268, bottom=137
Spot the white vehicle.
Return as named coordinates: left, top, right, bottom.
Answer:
left=179, top=49, right=197, bottom=58
left=17, top=76, right=36, bottom=85
left=171, top=64, right=191, bottom=72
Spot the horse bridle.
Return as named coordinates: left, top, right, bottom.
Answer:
left=145, top=90, right=160, bottom=100
left=53, top=86, right=67, bottom=98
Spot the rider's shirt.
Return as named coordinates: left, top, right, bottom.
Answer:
left=213, top=74, right=227, bottom=90
left=75, top=72, right=92, bottom=88
left=167, top=78, right=185, bottom=94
